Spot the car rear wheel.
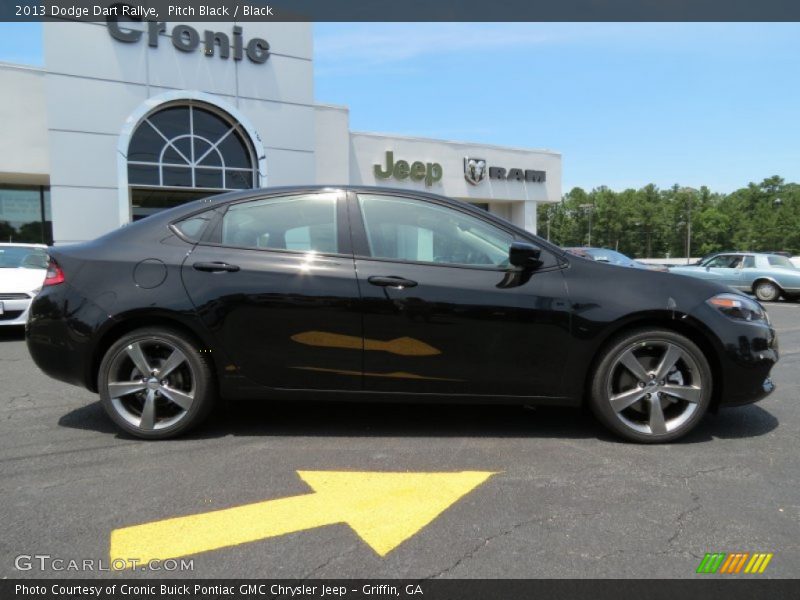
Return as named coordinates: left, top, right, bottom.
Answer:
left=589, top=328, right=712, bottom=443
left=754, top=281, right=781, bottom=302
left=98, top=328, right=215, bottom=439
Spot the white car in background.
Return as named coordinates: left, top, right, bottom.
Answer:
left=0, top=244, right=49, bottom=326
left=792, top=256, right=800, bottom=269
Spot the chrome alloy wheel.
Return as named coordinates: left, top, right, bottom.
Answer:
left=106, top=338, right=195, bottom=431
left=606, top=340, right=703, bottom=436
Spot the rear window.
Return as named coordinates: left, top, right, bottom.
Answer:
left=173, top=211, right=216, bottom=242
left=767, top=255, right=795, bottom=269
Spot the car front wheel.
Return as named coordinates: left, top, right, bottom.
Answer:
left=98, top=327, right=215, bottom=439
left=589, top=328, right=712, bottom=443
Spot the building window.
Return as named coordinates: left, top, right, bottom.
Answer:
left=0, top=185, right=52, bottom=245
left=127, top=102, right=258, bottom=220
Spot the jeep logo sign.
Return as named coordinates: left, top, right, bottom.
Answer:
left=374, top=151, right=443, bottom=187
left=107, top=18, right=270, bottom=64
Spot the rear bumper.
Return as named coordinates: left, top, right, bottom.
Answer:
left=25, top=284, right=108, bottom=389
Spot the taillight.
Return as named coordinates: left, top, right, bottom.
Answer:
left=44, top=258, right=65, bottom=286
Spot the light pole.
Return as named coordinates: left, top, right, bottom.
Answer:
left=579, top=203, right=594, bottom=246
left=679, top=187, right=698, bottom=265
left=686, top=200, right=692, bottom=265
left=773, top=197, right=783, bottom=251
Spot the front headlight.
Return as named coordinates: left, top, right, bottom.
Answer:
left=707, top=293, right=768, bottom=323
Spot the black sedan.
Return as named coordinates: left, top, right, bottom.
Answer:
left=26, top=187, right=778, bottom=442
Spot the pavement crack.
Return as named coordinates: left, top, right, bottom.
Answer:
left=667, top=492, right=702, bottom=545
left=425, top=517, right=545, bottom=579
left=663, top=467, right=719, bottom=546
left=301, top=543, right=356, bottom=579
left=681, top=466, right=730, bottom=481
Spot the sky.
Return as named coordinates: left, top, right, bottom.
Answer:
left=2, top=22, right=800, bottom=193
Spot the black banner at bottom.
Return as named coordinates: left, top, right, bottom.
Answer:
left=4, top=579, right=798, bottom=600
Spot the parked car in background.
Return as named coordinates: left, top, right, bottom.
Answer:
left=670, top=252, right=800, bottom=302
left=791, top=256, right=800, bottom=269
left=564, top=247, right=669, bottom=272
left=0, top=244, right=49, bottom=326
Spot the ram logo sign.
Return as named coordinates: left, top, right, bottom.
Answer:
left=464, top=158, right=487, bottom=185
left=463, top=157, right=546, bottom=186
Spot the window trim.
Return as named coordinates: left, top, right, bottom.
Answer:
left=347, top=190, right=532, bottom=272
left=176, top=190, right=353, bottom=258
left=127, top=102, right=259, bottom=192
left=170, top=207, right=224, bottom=244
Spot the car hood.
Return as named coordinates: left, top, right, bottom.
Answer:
left=0, top=268, right=46, bottom=293
left=569, top=256, right=734, bottom=313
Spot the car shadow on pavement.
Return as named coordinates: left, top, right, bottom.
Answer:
left=0, top=326, right=25, bottom=342
left=57, top=398, right=779, bottom=444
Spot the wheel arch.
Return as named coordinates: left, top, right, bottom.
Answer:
left=88, top=310, right=220, bottom=393
left=582, top=311, right=724, bottom=412
left=751, top=277, right=783, bottom=295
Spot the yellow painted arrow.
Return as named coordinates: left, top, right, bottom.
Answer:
left=110, top=470, right=495, bottom=563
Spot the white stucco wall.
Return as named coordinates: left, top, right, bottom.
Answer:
left=0, top=64, right=49, bottom=184
left=43, top=20, right=316, bottom=243
left=314, top=104, right=350, bottom=184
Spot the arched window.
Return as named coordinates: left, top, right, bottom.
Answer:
left=127, top=103, right=258, bottom=192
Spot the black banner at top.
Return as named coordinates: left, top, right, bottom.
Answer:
left=4, top=0, right=800, bottom=22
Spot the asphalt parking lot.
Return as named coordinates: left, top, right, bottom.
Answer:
left=1, top=302, right=798, bottom=579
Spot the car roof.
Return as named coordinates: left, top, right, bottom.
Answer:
left=0, top=243, right=47, bottom=248
left=708, top=251, right=784, bottom=257
left=98, top=185, right=570, bottom=259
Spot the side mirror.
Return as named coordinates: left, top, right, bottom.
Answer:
left=509, top=242, right=543, bottom=269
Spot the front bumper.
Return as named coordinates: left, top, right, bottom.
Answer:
left=690, top=303, right=779, bottom=407
left=0, top=297, right=33, bottom=326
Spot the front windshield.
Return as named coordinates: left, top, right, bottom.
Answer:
left=0, top=246, right=48, bottom=269
left=767, top=255, right=795, bottom=269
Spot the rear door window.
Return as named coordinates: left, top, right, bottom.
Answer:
left=218, top=193, right=339, bottom=254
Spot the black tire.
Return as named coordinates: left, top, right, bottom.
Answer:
left=589, top=328, right=712, bottom=443
left=98, top=327, right=216, bottom=439
left=754, top=280, right=781, bottom=302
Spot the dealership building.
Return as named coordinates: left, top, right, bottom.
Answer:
left=0, top=21, right=561, bottom=245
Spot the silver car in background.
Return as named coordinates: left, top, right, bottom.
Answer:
left=0, top=244, right=49, bottom=326
left=670, top=252, right=800, bottom=302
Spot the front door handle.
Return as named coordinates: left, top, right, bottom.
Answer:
left=368, top=275, right=418, bottom=289
left=193, top=261, right=240, bottom=273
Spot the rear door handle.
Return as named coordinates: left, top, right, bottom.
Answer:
left=193, top=261, right=240, bottom=273
left=367, top=276, right=418, bottom=289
